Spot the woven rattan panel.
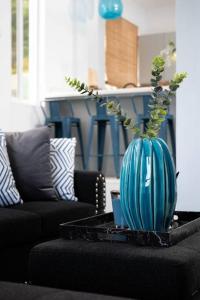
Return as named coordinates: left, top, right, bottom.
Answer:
left=106, top=18, right=138, bottom=88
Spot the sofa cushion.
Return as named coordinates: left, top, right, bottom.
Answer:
left=0, top=131, right=22, bottom=207
left=13, top=201, right=95, bottom=237
left=6, top=127, right=58, bottom=202
left=50, top=138, right=77, bottom=201
left=0, top=282, right=132, bottom=300
left=29, top=236, right=200, bottom=300
left=0, top=208, right=41, bottom=248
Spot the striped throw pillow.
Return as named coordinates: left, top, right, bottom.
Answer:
left=0, top=131, right=22, bottom=207
left=50, top=138, right=77, bottom=201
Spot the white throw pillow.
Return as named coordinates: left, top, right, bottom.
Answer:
left=0, top=131, right=22, bottom=207
left=50, top=138, right=77, bottom=201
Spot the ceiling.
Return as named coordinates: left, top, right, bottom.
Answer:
left=123, top=0, right=176, bottom=35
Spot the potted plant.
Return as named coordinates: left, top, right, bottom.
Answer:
left=66, top=55, right=187, bottom=232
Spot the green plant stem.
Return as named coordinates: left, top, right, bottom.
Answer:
left=65, top=57, right=187, bottom=139
left=65, top=77, right=142, bottom=135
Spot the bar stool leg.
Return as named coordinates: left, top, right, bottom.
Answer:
left=168, top=119, right=176, bottom=164
left=44, top=120, right=62, bottom=138
left=76, top=121, right=86, bottom=170
left=86, top=117, right=95, bottom=170
left=46, top=121, right=62, bottom=138
left=62, top=118, right=72, bottom=138
left=121, top=122, right=129, bottom=149
left=137, top=114, right=145, bottom=133
left=55, top=123, right=63, bottom=138
left=110, top=118, right=120, bottom=178
left=159, top=120, right=168, bottom=142
left=97, top=121, right=106, bottom=171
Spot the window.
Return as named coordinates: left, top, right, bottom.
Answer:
left=11, top=0, right=44, bottom=103
left=11, top=0, right=29, bottom=100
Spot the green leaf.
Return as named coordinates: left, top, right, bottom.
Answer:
left=156, top=75, right=162, bottom=81
left=154, top=86, right=163, bottom=93
left=151, top=81, right=158, bottom=87
left=124, top=118, right=131, bottom=126
left=88, top=90, right=93, bottom=96
left=158, top=109, right=167, bottom=115
left=80, top=83, right=85, bottom=90
left=152, top=56, right=165, bottom=68
left=152, top=70, right=159, bottom=77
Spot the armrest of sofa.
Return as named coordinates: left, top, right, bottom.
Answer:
left=74, top=170, right=106, bottom=214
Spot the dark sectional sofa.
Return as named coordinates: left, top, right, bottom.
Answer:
left=0, top=281, right=133, bottom=300
left=0, top=170, right=105, bottom=282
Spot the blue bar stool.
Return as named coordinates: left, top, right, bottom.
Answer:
left=131, top=94, right=176, bottom=162
left=43, top=100, right=86, bottom=169
left=85, top=97, right=129, bottom=177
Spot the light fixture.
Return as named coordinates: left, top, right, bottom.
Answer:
left=69, top=0, right=94, bottom=23
left=98, top=0, right=123, bottom=20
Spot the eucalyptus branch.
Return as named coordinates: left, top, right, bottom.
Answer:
left=65, top=77, right=142, bottom=135
left=65, top=56, right=187, bottom=139
left=145, top=56, right=187, bottom=137
left=65, top=77, right=99, bottom=99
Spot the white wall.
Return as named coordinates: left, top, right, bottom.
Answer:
left=10, top=103, right=44, bottom=131
left=123, top=0, right=175, bottom=36
left=0, top=0, right=11, bottom=130
left=45, top=0, right=105, bottom=95
left=176, top=0, right=200, bottom=211
left=139, top=32, right=176, bottom=84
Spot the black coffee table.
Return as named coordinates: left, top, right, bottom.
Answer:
left=29, top=230, right=200, bottom=300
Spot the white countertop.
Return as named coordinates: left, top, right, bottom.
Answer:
left=45, top=86, right=155, bottom=101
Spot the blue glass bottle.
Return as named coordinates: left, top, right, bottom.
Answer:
left=111, top=190, right=127, bottom=228
left=99, top=0, right=123, bottom=20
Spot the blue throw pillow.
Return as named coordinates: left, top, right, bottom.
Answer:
left=0, top=131, right=22, bottom=207
left=50, top=138, right=77, bottom=201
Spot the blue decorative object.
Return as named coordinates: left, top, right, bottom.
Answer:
left=99, top=0, right=123, bottom=20
left=111, top=190, right=127, bottom=227
left=120, top=138, right=176, bottom=232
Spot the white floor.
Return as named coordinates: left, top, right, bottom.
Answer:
left=105, top=177, right=120, bottom=212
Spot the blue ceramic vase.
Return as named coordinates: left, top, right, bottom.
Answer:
left=120, top=138, right=176, bottom=232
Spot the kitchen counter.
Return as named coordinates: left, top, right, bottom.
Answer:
left=45, top=86, right=155, bottom=101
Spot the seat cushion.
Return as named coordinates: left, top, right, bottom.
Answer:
left=6, top=127, right=58, bottom=202
left=0, top=282, right=132, bottom=300
left=13, top=201, right=95, bottom=237
left=29, top=234, right=200, bottom=300
left=0, top=208, right=41, bottom=248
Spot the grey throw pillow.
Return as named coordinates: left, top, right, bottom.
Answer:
left=6, top=127, right=58, bottom=202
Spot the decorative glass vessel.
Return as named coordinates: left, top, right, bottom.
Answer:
left=111, top=190, right=127, bottom=228
left=98, top=0, right=123, bottom=20
left=120, top=138, right=176, bottom=232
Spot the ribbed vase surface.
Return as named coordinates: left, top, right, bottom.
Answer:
left=120, top=138, right=176, bottom=232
